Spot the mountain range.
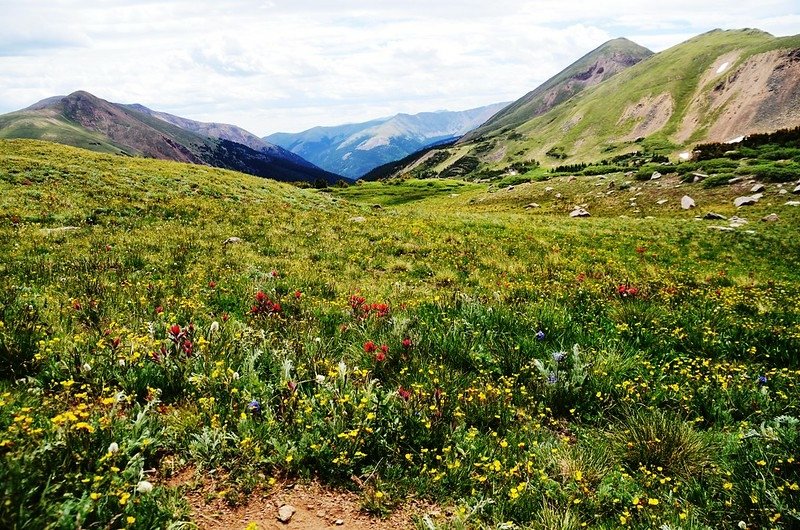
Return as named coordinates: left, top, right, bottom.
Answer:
left=0, top=91, right=342, bottom=184
left=386, top=29, right=800, bottom=180
left=265, top=103, right=508, bottom=179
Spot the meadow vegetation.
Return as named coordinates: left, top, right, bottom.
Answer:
left=1, top=139, right=799, bottom=529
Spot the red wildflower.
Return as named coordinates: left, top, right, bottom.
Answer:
left=294, top=290, right=302, bottom=299
left=169, top=324, right=182, bottom=337
left=398, top=386, right=411, bottom=401
left=71, top=300, right=82, bottom=311
left=155, top=306, right=164, bottom=314
left=287, top=380, right=297, bottom=392
left=255, top=291, right=267, bottom=304
left=375, top=351, right=386, bottom=362
left=221, top=312, right=230, bottom=322
left=363, top=340, right=377, bottom=353
left=401, top=337, right=412, bottom=349
left=208, top=281, right=217, bottom=289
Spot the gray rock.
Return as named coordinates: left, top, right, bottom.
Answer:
left=703, top=212, right=727, bottom=220
left=350, top=216, right=367, bottom=223
left=729, top=216, right=748, bottom=228
left=335, top=520, right=345, bottom=526
left=554, top=193, right=563, bottom=199
left=570, top=208, right=591, bottom=218
left=651, top=171, right=662, bottom=180
left=371, top=203, right=382, bottom=209
left=785, top=201, right=800, bottom=206
left=507, top=186, right=515, bottom=191
left=692, top=172, right=709, bottom=180
left=681, top=195, right=696, bottom=209
left=656, top=199, right=668, bottom=205
left=567, top=176, right=577, bottom=182
left=40, top=226, right=79, bottom=235
left=545, top=187, right=554, bottom=193
left=779, top=189, right=788, bottom=195
left=222, top=237, right=242, bottom=245
left=728, top=177, right=744, bottom=184
left=761, top=213, right=779, bottom=222
left=793, top=184, right=800, bottom=194
left=709, top=226, right=735, bottom=232
left=524, top=203, right=540, bottom=209
left=278, top=504, right=296, bottom=523
left=734, top=196, right=758, bottom=207
left=751, top=183, right=765, bottom=193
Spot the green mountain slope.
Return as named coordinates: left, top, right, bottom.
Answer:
left=0, top=91, right=344, bottom=183
left=463, top=37, right=653, bottom=142
left=397, top=29, right=800, bottom=180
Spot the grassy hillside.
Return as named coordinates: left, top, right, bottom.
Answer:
left=1, top=139, right=799, bottom=529
left=412, top=29, right=800, bottom=181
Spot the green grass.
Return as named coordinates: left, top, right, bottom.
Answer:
left=1, top=139, right=799, bottom=529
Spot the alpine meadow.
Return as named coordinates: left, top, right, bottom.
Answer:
left=1, top=5, right=800, bottom=530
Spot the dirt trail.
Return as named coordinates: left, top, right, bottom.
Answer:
left=171, top=470, right=440, bottom=530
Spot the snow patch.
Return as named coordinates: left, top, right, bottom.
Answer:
left=356, top=136, right=390, bottom=150
left=342, top=152, right=351, bottom=160
left=716, top=62, right=730, bottom=74
left=725, top=135, right=745, bottom=144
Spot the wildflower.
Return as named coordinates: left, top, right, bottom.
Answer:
left=81, top=362, right=92, bottom=373
left=552, top=351, right=567, bottom=363
left=757, top=375, right=768, bottom=386
left=209, top=321, right=219, bottom=334
left=398, top=386, right=411, bottom=401
left=208, top=281, right=216, bottom=289
left=375, top=351, right=386, bottom=362
left=363, top=341, right=377, bottom=353
left=316, top=374, right=326, bottom=384
left=71, top=299, right=82, bottom=311
left=294, top=290, right=302, bottom=299
left=222, top=312, right=229, bottom=322
left=169, top=324, right=182, bottom=338
left=287, top=381, right=297, bottom=392
left=107, top=442, right=119, bottom=454
left=536, top=330, right=545, bottom=341
left=247, top=400, right=261, bottom=415
left=402, top=337, right=413, bottom=349
left=547, top=373, right=558, bottom=385
left=136, top=480, right=153, bottom=494
left=155, top=305, right=164, bottom=314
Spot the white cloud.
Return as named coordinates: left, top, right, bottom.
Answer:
left=0, top=0, right=797, bottom=134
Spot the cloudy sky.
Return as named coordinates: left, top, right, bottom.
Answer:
left=1, top=1, right=798, bottom=135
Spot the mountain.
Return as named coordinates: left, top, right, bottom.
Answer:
left=265, top=103, right=509, bottom=179
left=462, top=38, right=654, bottom=142
left=389, top=30, right=800, bottom=179
left=0, top=91, right=343, bottom=184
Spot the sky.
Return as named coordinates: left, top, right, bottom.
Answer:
left=1, top=1, right=798, bottom=136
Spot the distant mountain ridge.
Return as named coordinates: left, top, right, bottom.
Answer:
left=266, top=103, right=509, bottom=179
left=0, top=91, right=343, bottom=184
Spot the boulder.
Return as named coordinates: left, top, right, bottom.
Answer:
left=703, top=212, right=727, bottom=220
left=681, top=196, right=696, bottom=210
left=278, top=504, right=296, bottom=523
left=222, top=237, right=242, bottom=245
left=734, top=196, right=758, bottom=207
left=751, top=183, right=765, bottom=193
left=651, top=171, right=662, bottom=180
left=793, top=184, right=800, bottom=194
left=524, top=203, right=540, bottom=209
left=656, top=199, right=668, bottom=205
left=761, top=213, right=779, bottom=222
left=785, top=201, right=800, bottom=206
left=570, top=208, right=591, bottom=218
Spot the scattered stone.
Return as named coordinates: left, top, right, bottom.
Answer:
left=651, top=171, right=662, bottom=180
left=657, top=199, right=668, bottom=205
left=729, top=216, right=748, bottom=228
left=335, top=519, right=344, bottom=526
left=570, top=208, right=591, bottom=218
left=222, top=237, right=242, bottom=245
left=751, top=193, right=764, bottom=200
left=544, top=187, right=554, bottom=192
left=734, top=196, right=759, bottom=207
left=703, top=212, right=727, bottom=220
left=761, top=213, right=780, bottom=222
left=350, top=216, right=367, bottom=223
left=692, top=172, right=709, bottom=180
left=567, top=176, right=577, bottom=182
left=316, top=510, right=326, bottom=518
left=277, top=504, right=296, bottom=523
left=681, top=195, right=696, bottom=210
left=524, top=203, right=540, bottom=209
left=779, top=189, right=788, bottom=195
left=507, top=186, right=515, bottom=191
left=371, top=204, right=382, bottom=209
left=785, top=201, right=800, bottom=206
left=751, top=183, right=765, bottom=193
left=554, top=193, right=563, bottom=199
left=793, top=184, right=800, bottom=194
left=40, top=226, right=79, bottom=235
left=728, top=177, right=744, bottom=184
left=709, top=226, right=735, bottom=232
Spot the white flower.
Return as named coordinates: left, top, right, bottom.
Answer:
left=81, top=362, right=92, bottom=373
left=136, top=480, right=153, bottom=494
left=232, top=371, right=240, bottom=380
left=315, top=374, right=326, bottom=384
left=118, top=359, right=126, bottom=367
left=107, top=442, right=119, bottom=454
left=209, top=321, right=219, bottom=334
